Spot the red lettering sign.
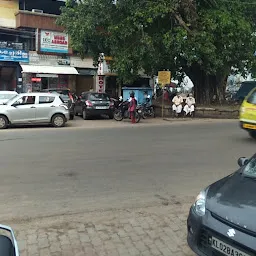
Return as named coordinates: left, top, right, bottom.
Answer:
left=31, top=78, right=41, bottom=82
left=51, top=40, right=68, bottom=45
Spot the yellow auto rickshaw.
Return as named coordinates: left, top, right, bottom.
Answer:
left=239, top=87, right=256, bottom=139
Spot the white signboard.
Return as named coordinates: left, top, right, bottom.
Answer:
left=29, top=52, right=70, bottom=66
left=40, top=30, right=68, bottom=54
left=70, top=56, right=95, bottom=68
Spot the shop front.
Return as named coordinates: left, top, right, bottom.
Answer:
left=70, top=56, right=97, bottom=95
left=0, top=43, right=28, bottom=92
left=21, top=52, right=78, bottom=92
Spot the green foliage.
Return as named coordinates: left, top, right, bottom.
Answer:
left=58, top=0, right=256, bottom=85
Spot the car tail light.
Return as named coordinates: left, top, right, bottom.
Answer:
left=68, top=92, right=74, bottom=103
left=86, top=100, right=93, bottom=107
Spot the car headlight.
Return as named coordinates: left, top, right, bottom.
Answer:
left=240, top=107, right=245, bottom=114
left=193, top=189, right=207, bottom=216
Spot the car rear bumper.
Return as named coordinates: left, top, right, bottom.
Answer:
left=63, top=111, right=70, bottom=121
left=86, top=109, right=113, bottom=116
left=187, top=207, right=256, bottom=256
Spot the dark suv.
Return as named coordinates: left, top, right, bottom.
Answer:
left=74, top=92, right=114, bottom=120
left=41, top=88, right=75, bottom=120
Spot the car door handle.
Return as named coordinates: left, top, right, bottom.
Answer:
left=50, top=105, right=55, bottom=108
left=30, top=106, right=36, bottom=109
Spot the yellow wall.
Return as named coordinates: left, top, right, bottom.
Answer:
left=0, top=0, right=19, bottom=28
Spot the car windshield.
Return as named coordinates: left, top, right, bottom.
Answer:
left=50, top=90, right=69, bottom=95
left=247, top=90, right=256, bottom=105
left=0, top=94, right=17, bottom=100
left=49, top=91, right=70, bottom=101
left=89, top=93, right=109, bottom=101
left=243, top=157, right=256, bottom=177
left=5, top=95, right=20, bottom=105
left=236, top=82, right=256, bottom=99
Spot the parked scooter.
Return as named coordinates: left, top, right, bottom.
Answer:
left=114, top=98, right=141, bottom=123
left=0, top=224, right=19, bottom=256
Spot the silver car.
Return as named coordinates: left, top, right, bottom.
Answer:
left=0, top=93, right=70, bottom=129
left=0, top=91, right=18, bottom=105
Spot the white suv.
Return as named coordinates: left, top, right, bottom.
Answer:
left=0, top=93, right=70, bottom=129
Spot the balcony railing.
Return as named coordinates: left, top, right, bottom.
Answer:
left=15, top=11, right=64, bottom=31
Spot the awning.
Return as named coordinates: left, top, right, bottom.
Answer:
left=76, top=68, right=97, bottom=76
left=21, top=65, right=79, bottom=75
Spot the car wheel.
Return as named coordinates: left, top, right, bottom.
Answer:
left=52, top=114, right=65, bottom=128
left=0, top=115, right=8, bottom=129
left=82, top=109, right=88, bottom=120
left=249, top=131, right=256, bottom=140
left=70, top=114, right=74, bottom=120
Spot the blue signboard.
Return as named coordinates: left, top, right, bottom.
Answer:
left=0, top=48, right=29, bottom=63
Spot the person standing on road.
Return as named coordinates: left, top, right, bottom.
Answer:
left=129, top=92, right=137, bottom=124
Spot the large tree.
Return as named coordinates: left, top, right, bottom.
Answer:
left=58, top=0, right=256, bottom=104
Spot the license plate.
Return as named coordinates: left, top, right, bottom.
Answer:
left=243, top=123, right=256, bottom=130
left=95, top=106, right=108, bottom=109
left=211, top=237, right=250, bottom=256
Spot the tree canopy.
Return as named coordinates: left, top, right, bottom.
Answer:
left=58, top=0, right=256, bottom=103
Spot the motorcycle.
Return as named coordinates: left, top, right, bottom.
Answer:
left=114, top=100, right=141, bottom=123
left=0, top=224, right=19, bottom=256
left=139, top=103, right=155, bottom=119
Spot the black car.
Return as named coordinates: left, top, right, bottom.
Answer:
left=41, top=88, right=75, bottom=120
left=187, top=154, right=256, bottom=256
left=74, top=92, right=114, bottom=120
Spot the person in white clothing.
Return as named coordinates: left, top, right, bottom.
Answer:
left=172, top=93, right=183, bottom=115
left=184, top=93, right=196, bottom=116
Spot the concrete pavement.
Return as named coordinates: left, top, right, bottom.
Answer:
left=0, top=119, right=255, bottom=255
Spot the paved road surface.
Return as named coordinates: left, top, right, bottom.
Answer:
left=0, top=119, right=254, bottom=256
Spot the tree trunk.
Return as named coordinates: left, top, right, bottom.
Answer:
left=187, top=65, right=212, bottom=105
left=186, top=64, right=229, bottom=105
left=215, top=74, right=228, bottom=104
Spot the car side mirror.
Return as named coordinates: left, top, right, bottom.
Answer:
left=238, top=157, right=249, bottom=167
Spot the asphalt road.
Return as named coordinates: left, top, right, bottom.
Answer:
left=0, top=119, right=255, bottom=222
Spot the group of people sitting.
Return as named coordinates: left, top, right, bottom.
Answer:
left=172, top=93, right=196, bottom=117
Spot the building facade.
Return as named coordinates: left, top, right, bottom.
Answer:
left=0, top=0, right=97, bottom=94
left=0, top=0, right=152, bottom=96
left=0, top=0, right=30, bottom=92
